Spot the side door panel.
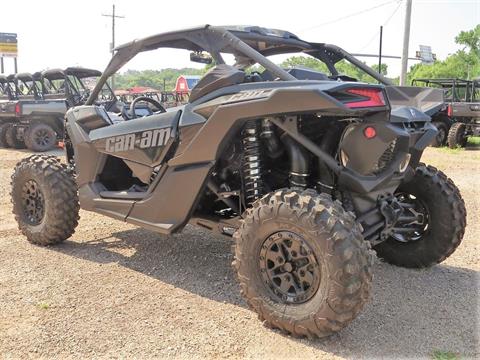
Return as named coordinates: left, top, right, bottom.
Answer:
left=90, top=110, right=181, bottom=167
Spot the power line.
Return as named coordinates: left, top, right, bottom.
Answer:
left=301, top=0, right=398, bottom=32
left=101, top=4, right=125, bottom=56
left=358, top=0, right=403, bottom=52
left=101, top=4, right=125, bottom=90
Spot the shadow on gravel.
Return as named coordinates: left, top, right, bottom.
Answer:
left=12, top=148, right=64, bottom=156
left=55, top=226, right=245, bottom=306
left=52, top=226, right=479, bottom=358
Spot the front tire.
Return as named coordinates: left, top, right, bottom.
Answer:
left=0, top=123, right=12, bottom=148
left=374, top=164, right=466, bottom=268
left=11, top=155, right=80, bottom=245
left=233, top=189, right=374, bottom=338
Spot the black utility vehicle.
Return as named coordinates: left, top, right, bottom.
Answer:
left=412, top=78, right=480, bottom=147
left=11, top=25, right=466, bottom=338
left=0, top=67, right=116, bottom=151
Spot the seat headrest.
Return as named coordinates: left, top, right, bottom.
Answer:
left=189, top=65, right=245, bottom=102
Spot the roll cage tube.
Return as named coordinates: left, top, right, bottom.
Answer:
left=320, top=44, right=393, bottom=86
left=63, top=68, right=115, bottom=107
left=41, top=69, right=75, bottom=99
left=86, top=25, right=389, bottom=104
left=206, top=27, right=296, bottom=81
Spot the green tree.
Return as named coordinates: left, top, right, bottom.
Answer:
left=281, top=56, right=329, bottom=72
left=372, top=63, right=388, bottom=76
left=281, top=56, right=389, bottom=83
left=115, top=66, right=210, bottom=92
left=455, top=24, right=480, bottom=57
left=408, top=25, right=480, bottom=83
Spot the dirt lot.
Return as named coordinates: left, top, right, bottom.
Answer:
left=0, top=146, right=478, bottom=359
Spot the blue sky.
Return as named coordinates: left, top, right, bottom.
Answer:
left=0, top=0, right=478, bottom=77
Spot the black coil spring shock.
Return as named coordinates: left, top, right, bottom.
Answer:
left=242, top=120, right=264, bottom=207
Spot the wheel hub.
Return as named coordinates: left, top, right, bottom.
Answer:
left=21, top=180, right=45, bottom=225
left=436, top=128, right=446, bottom=143
left=259, top=231, right=321, bottom=304
left=386, top=192, right=429, bottom=243
left=34, top=129, right=51, bottom=146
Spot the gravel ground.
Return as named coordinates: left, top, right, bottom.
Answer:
left=0, top=147, right=479, bottom=359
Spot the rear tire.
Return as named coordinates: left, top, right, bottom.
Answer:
left=25, top=123, right=57, bottom=152
left=11, top=155, right=80, bottom=245
left=447, top=122, right=467, bottom=148
left=5, top=125, right=25, bottom=149
left=374, top=164, right=466, bottom=268
left=233, top=189, right=374, bottom=338
left=0, top=123, right=12, bottom=148
left=430, top=121, right=448, bottom=147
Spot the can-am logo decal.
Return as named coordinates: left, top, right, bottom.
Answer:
left=105, top=128, right=171, bottom=152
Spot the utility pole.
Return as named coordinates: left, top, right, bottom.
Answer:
left=102, top=4, right=124, bottom=90
left=378, top=26, right=383, bottom=79
left=400, top=0, right=412, bottom=85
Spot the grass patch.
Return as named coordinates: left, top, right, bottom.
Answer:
left=37, top=301, right=50, bottom=310
left=467, top=136, right=480, bottom=145
left=432, top=350, right=459, bottom=360
left=439, top=146, right=464, bottom=154
left=434, top=137, right=479, bottom=154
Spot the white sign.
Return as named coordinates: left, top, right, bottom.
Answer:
left=416, top=45, right=434, bottom=64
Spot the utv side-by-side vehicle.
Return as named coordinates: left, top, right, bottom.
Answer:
left=0, top=67, right=116, bottom=151
left=412, top=78, right=480, bottom=148
left=11, top=25, right=466, bottom=338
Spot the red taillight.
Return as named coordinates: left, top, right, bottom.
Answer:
left=345, top=88, right=386, bottom=108
left=363, top=126, right=377, bottom=139
left=447, top=104, right=453, bottom=117
left=15, top=102, right=21, bottom=116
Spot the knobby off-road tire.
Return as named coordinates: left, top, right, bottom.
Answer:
left=0, top=123, right=12, bottom=148
left=430, top=121, right=448, bottom=147
left=447, top=122, right=467, bottom=148
left=25, top=123, right=57, bottom=152
left=374, top=164, right=466, bottom=268
left=11, top=155, right=80, bottom=245
left=233, top=189, right=374, bottom=338
left=5, top=125, right=25, bottom=149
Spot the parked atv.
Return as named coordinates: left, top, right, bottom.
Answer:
left=0, top=74, right=19, bottom=148
left=11, top=25, right=466, bottom=338
left=1, top=67, right=116, bottom=152
left=412, top=78, right=480, bottom=147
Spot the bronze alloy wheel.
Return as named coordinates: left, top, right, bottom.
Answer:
left=259, top=231, right=321, bottom=304
left=21, top=179, right=45, bottom=225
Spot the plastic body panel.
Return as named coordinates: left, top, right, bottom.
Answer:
left=68, top=79, right=434, bottom=235
left=450, top=102, right=480, bottom=118
left=385, top=86, right=444, bottom=117
left=70, top=81, right=371, bottom=234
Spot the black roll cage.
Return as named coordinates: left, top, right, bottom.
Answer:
left=87, top=25, right=391, bottom=104
left=14, top=73, right=41, bottom=98
left=412, top=78, right=479, bottom=102
left=0, top=75, right=7, bottom=94
left=40, top=67, right=114, bottom=105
